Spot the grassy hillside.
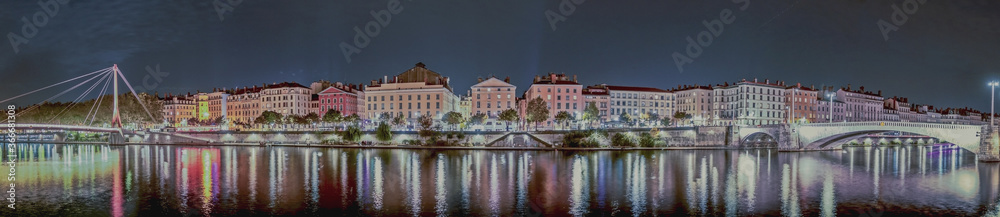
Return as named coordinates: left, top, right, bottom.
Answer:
left=15, top=93, right=164, bottom=126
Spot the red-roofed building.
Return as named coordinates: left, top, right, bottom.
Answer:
left=162, top=93, right=196, bottom=126
left=582, top=86, right=610, bottom=122
left=318, top=82, right=360, bottom=117
left=469, top=76, right=516, bottom=118
left=261, top=82, right=312, bottom=117
left=785, top=83, right=818, bottom=123
left=588, top=84, right=674, bottom=125
left=675, top=85, right=714, bottom=125
left=226, top=85, right=265, bottom=126
left=523, top=73, right=583, bottom=128
left=837, top=85, right=884, bottom=122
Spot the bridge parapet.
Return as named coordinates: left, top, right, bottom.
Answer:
left=802, top=121, right=982, bottom=130
left=786, top=121, right=995, bottom=160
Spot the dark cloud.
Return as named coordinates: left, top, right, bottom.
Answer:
left=1, top=0, right=999, bottom=111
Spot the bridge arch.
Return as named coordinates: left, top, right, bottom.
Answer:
left=740, top=132, right=777, bottom=148
left=795, top=122, right=983, bottom=152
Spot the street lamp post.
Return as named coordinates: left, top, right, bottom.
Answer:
left=827, top=93, right=835, bottom=123
left=991, top=81, right=999, bottom=128
left=791, top=89, right=796, bottom=124
left=785, top=106, right=790, bottom=124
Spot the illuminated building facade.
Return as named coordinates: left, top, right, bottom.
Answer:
left=523, top=73, right=583, bottom=128
left=226, top=85, right=264, bottom=126
left=161, top=93, right=196, bottom=126
left=362, top=63, right=459, bottom=121
left=318, top=82, right=361, bottom=117
left=784, top=84, right=817, bottom=123
left=261, top=82, right=313, bottom=117
left=675, top=85, right=714, bottom=125
left=469, top=77, right=516, bottom=118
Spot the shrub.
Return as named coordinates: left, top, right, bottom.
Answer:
left=639, top=132, right=656, bottom=147
left=340, top=126, right=362, bottom=142
left=401, top=139, right=420, bottom=146
left=376, top=122, right=392, bottom=143
left=611, top=133, right=635, bottom=147
left=563, top=130, right=599, bottom=148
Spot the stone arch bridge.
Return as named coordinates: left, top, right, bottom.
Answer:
left=731, top=122, right=999, bottom=161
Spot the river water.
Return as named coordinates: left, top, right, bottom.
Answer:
left=1, top=143, right=999, bottom=216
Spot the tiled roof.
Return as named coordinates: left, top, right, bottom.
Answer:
left=229, top=86, right=264, bottom=95
left=533, top=80, right=580, bottom=85
left=582, top=89, right=609, bottom=95
left=604, top=85, right=670, bottom=93
left=397, top=62, right=450, bottom=88
left=785, top=86, right=816, bottom=91
left=264, top=82, right=308, bottom=89
left=318, top=86, right=357, bottom=95
left=739, top=81, right=784, bottom=88
left=672, top=85, right=713, bottom=91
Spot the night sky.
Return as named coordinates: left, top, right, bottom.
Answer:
left=2, top=0, right=999, bottom=111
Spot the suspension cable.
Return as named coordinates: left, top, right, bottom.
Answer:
left=84, top=70, right=114, bottom=126
left=41, top=68, right=112, bottom=103
left=48, top=70, right=114, bottom=123
left=115, top=69, right=158, bottom=123
left=16, top=69, right=110, bottom=117
left=0, top=67, right=112, bottom=105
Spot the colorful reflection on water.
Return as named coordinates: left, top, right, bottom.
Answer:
left=0, top=143, right=999, bottom=216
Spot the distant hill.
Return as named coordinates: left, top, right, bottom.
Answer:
left=15, top=93, right=164, bottom=126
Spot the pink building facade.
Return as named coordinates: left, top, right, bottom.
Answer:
left=523, top=73, right=583, bottom=128
left=318, top=83, right=360, bottom=117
